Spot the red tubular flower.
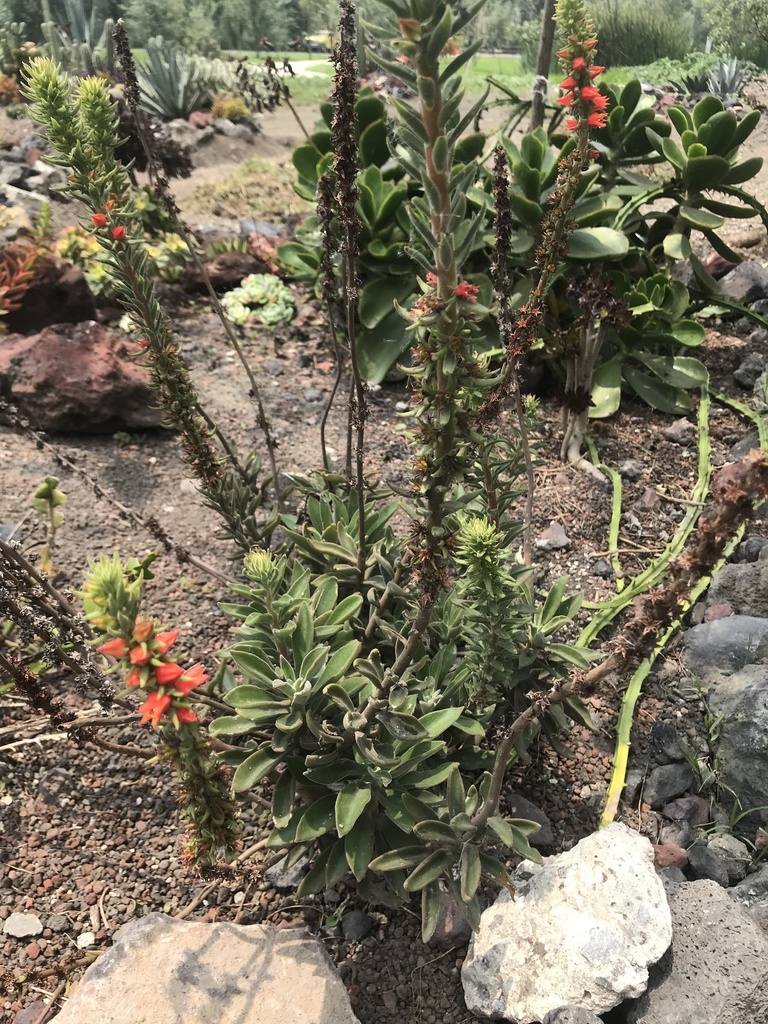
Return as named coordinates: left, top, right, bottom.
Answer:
left=98, top=636, right=129, bottom=658
left=112, top=226, right=125, bottom=241
left=579, top=85, right=600, bottom=100
left=139, top=691, right=171, bottom=728
left=565, top=117, right=579, bottom=131
left=154, top=661, right=185, bottom=686
left=456, top=282, right=480, bottom=302
left=590, top=93, right=609, bottom=110
left=176, top=663, right=208, bottom=696
left=175, top=707, right=197, bottom=725
left=91, top=213, right=107, bottom=228
left=154, top=630, right=179, bottom=655
left=426, top=272, right=438, bottom=284
left=589, top=66, right=605, bottom=78
left=588, top=111, right=608, bottom=128
left=559, top=75, right=577, bottom=89
left=126, top=667, right=142, bottom=687
left=129, top=644, right=152, bottom=666
left=572, top=56, right=587, bottom=69
left=557, top=94, right=574, bottom=107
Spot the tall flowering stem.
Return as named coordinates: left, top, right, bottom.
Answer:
left=331, top=1, right=367, bottom=583
left=83, top=556, right=240, bottom=863
left=479, top=0, right=608, bottom=429
left=22, top=59, right=222, bottom=493
left=366, top=1, right=495, bottom=685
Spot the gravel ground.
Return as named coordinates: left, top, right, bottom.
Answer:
left=2, top=144, right=767, bottom=1021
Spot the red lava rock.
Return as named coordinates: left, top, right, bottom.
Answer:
left=704, top=602, right=734, bottom=621
left=188, top=110, right=213, bottom=128
left=24, top=942, right=41, bottom=961
left=5, top=258, right=97, bottom=334
left=653, top=843, right=688, bottom=869
left=0, top=322, right=164, bottom=432
left=180, top=251, right=270, bottom=292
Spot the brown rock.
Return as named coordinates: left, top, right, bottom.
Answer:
left=52, top=913, right=360, bottom=1024
left=0, top=322, right=164, bottom=432
left=704, top=602, right=734, bottom=621
left=24, top=942, right=41, bottom=960
left=5, top=258, right=97, bottom=334
left=701, top=251, right=736, bottom=279
left=180, top=251, right=268, bottom=291
left=188, top=111, right=213, bottom=128
left=653, top=844, right=688, bottom=869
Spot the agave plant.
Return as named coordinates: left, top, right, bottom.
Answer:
left=136, top=37, right=211, bottom=120
left=707, top=57, right=752, bottom=98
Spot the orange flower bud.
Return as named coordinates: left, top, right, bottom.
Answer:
left=112, top=226, right=126, bottom=241
left=97, top=636, right=129, bottom=658
left=91, top=213, right=107, bottom=228
left=132, top=618, right=154, bottom=643
left=175, top=707, right=197, bottom=725
left=399, top=17, right=421, bottom=40
left=129, top=644, right=152, bottom=666
left=154, top=662, right=185, bottom=686
left=154, top=630, right=179, bottom=655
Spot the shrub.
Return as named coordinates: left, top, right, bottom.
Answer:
left=0, top=72, right=21, bottom=103
left=592, top=0, right=693, bottom=65
left=210, top=92, right=249, bottom=122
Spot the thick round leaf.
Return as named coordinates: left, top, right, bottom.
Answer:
left=679, top=205, right=724, bottom=230
left=663, top=233, right=691, bottom=260
left=359, top=278, right=414, bottom=330
left=421, top=882, right=441, bottom=943
left=683, top=154, right=730, bottom=194
left=665, top=319, right=706, bottom=347
left=335, top=783, right=372, bottom=837
left=232, top=746, right=283, bottom=792
left=356, top=311, right=412, bottom=383
left=589, top=356, right=622, bottom=420
left=634, top=353, right=709, bottom=389
left=622, top=364, right=691, bottom=414
left=567, top=228, right=629, bottom=260
left=359, top=119, right=389, bottom=167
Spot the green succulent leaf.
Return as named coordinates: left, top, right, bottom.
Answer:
left=335, top=782, right=373, bottom=837
left=232, top=746, right=283, bottom=792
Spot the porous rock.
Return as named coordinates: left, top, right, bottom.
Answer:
left=682, top=615, right=768, bottom=678
left=461, top=823, right=671, bottom=1022
left=542, top=1008, right=604, bottom=1024
left=643, top=763, right=696, bottom=809
left=707, top=833, right=751, bottom=884
left=51, top=912, right=360, bottom=1024
left=707, top=665, right=768, bottom=828
left=0, top=322, right=163, bottom=432
left=686, top=842, right=730, bottom=888
left=708, top=561, right=768, bottom=617
left=718, top=261, right=768, bottom=305
left=625, top=880, right=768, bottom=1023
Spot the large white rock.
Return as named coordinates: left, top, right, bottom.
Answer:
left=50, top=913, right=360, bottom=1024
left=462, top=823, right=672, bottom=1022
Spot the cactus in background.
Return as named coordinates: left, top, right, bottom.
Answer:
left=41, top=0, right=116, bottom=75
